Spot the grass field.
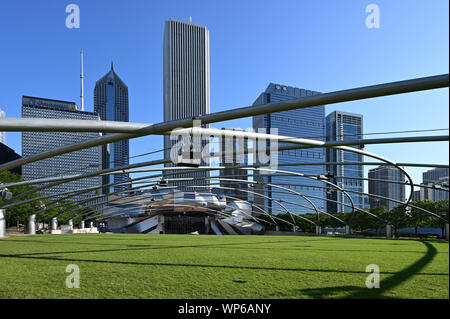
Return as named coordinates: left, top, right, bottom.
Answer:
left=0, top=234, right=448, bottom=299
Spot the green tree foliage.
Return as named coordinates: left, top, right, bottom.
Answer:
left=408, top=200, right=436, bottom=236
left=430, top=199, right=449, bottom=235
left=1, top=171, right=87, bottom=227
left=253, top=199, right=448, bottom=237
left=0, top=171, right=41, bottom=226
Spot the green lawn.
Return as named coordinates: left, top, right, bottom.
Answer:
left=0, top=234, right=448, bottom=299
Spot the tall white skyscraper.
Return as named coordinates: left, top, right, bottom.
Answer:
left=0, top=108, right=6, bottom=145
left=163, top=19, right=210, bottom=190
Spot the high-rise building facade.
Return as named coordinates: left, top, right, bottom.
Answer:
left=417, top=168, right=449, bottom=202
left=219, top=128, right=249, bottom=203
left=0, top=108, right=6, bottom=145
left=252, top=83, right=326, bottom=215
left=22, top=96, right=102, bottom=203
left=0, top=143, right=21, bottom=175
left=94, top=64, right=130, bottom=194
left=163, top=19, right=210, bottom=190
left=326, top=111, right=364, bottom=213
left=368, top=166, right=406, bottom=211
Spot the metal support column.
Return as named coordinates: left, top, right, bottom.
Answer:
left=28, top=214, right=36, bottom=235
left=345, top=225, right=351, bottom=235
left=316, top=225, right=322, bottom=235
left=51, top=217, right=58, bottom=231
left=0, top=209, right=6, bottom=238
left=386, top=224, right=392, bottom=239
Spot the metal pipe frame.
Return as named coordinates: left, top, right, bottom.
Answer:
left=0, top=74, right=447, bottom=232
left=31, top=178, right=285, bottom=229
left=2, top=163, right=385, bottom=228
left=169, top=177, right=320, bottom=224
left=3, top=159, right=439, bottom=225
left=0, top=73, right=448, bottom=173
left=27, top=166, right=352, bottom=229
left=0, top=126, right=443, bottom=217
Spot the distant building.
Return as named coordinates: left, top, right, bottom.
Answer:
left=218, top=128, right=249, bottom=203
left=368, top=166, right=406, bottom=210
left=423, top=168, right=449, bottom=184
left=326, top=111, right=364, bottom=213
left=22, top=96, right=102, bottom=203
left=94, top=63, right=130, bottom=194
left=412, top=190, right=421, bottom=202
left=252, top=83, right=326, bottom=215
left=362, top=195, right=370, bottom=210
left=163, top=19, right=210, bottom=190
left=0, top=142, right=21, bottom=175
left=416, top=168, right=449, bottom=202
left=0, top=108, right=6, bottom=145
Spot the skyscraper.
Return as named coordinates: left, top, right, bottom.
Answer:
left=417, top=168, right=449, bottom=202
left=0, top=143, right=21, bottom=175
left=252, top=83, right=326, bottom=215
left=22, top=96, right=101, bottom=202
left=0, top=108, right=6, bottom=145
left=163, top=18, right=210, bottom=190
left=219, top=128, right=249, bottom=203
left=94, top=63, right=130, bottom=194
left=368, top=166, right=406, bottom=210
left=326, top=111, right=364, bottom=213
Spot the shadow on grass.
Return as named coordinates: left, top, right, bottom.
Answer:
left=0, top=240, right=446, bottom=278
left=298, top=241, right=440, bottom=298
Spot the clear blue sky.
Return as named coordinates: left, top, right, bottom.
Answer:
left=0, top=0, right=448, bottom=192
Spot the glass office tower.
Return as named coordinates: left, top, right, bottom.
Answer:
left=252, top=83, right=326, bottom=216
left=163, top=19, right=210, bottom=190
left=326, top=111, right=364, bottom=213
left=368, top=166, right=406, bottom=210
left=219, top=128, right=249, bottom=203
left=22, top=96, right=102, bottom=203
left=419, top=168, right=449, bottom=202
left=94, top=63, right=130, bottom=194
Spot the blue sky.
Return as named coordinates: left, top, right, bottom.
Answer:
left=0, top=0, right=448, bottom=192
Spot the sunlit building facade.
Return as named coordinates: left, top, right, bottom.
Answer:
left=252, top=83, right=326, bottom=216
left=94, top=63, right=130, bottom=194
left=22, top=96, right=102, bottom=203
left=326, top=111, right=364, bottom=213
left=163, top=19, right=210, bottom=190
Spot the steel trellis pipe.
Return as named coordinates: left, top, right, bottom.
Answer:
left=0, top=74, right=448, bottom=173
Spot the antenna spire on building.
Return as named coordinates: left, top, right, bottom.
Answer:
left=111, top=60, right=114, bottom=71
left=80, top=48, right=85, bottom=111
left=189, top=16, right=192, bottom=23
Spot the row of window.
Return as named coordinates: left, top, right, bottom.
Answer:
left=279, top=149, right=323, bottom=159
left=273, top=184, right=324, bottom=192
left=271, top=115, right=323, bottom=127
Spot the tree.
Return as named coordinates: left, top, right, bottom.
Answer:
left=368, top=206, right=388, bottom=234
left=408, top=200, right=436, bottom=237
left=0, top=171, right=42, bottom=226
left=1, top=171, right=87, bottom=228
left=431, top=200, right=449, bottom=237
left=383, top=205, right=409, bottom=237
